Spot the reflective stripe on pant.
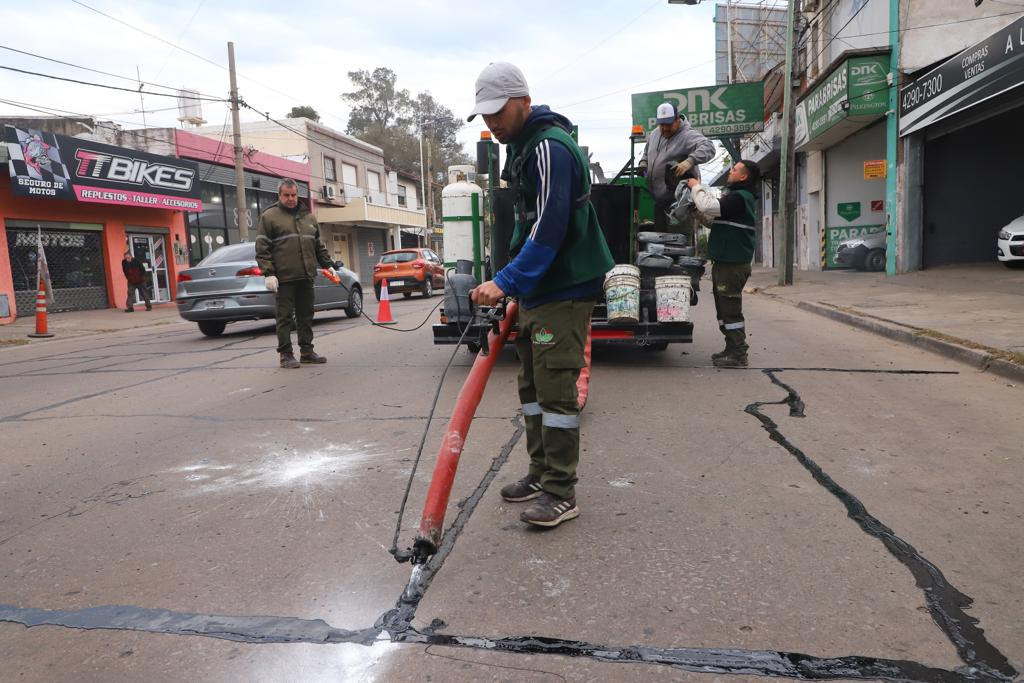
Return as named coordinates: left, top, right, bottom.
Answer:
left=515, top=299, right=593, bottom=499
left=712, top=261, right=751, bottom=356
left=275, top=278, right=316, bottom=354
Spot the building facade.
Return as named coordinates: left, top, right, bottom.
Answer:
left=1, top=118, right=197, bottom=322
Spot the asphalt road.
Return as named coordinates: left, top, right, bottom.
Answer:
left=0, top=290, right=1021, bottom=682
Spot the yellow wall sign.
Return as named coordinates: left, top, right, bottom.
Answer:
left=864, top=159, right=887, bottom=179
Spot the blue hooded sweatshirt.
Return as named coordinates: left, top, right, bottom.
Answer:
left=493, top=106, right=604, bottom=308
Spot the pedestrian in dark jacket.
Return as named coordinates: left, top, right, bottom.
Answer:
left=121, top=250, right=151, bottom=312
left=256, top=178, right=337, bottom=368
left=468, top=62, right=614, bottom=528
left=687, top=160, right=761, bottom=367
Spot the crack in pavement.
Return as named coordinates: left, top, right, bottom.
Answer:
left=1, top=367, right=1017, bottom=682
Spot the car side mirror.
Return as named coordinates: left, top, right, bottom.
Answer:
left=334, top=260, right=344, bottom=269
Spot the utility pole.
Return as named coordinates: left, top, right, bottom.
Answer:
left=884, top=0, right=899, bottom=275
left=776, top=0, right=798, bottom=286
left=419, top=127, right=429, bottom=245
left=726, top=0, right=734, bottom=83
left=425, top=134, right=434, bottom=230
left=227, top=42, right=248, bottom=241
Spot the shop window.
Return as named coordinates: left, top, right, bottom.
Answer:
left=5, top=223, right=108, bottom=313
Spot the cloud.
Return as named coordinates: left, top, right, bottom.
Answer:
left=1, top=0, right=722, bottom=171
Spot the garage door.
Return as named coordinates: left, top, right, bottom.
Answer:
left=922, top=106, right=1024, bottom=266
left=6, top=224, right=109, bottom=313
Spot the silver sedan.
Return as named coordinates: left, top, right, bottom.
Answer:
left=175, top=242, right=363, bottom=337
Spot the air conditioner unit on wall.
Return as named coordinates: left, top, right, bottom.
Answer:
left=322, top=185, right=337, bottom=200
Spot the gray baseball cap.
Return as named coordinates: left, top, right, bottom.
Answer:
left=467, top=62, right=529, bottom=122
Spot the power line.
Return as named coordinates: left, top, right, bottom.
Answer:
left=153, top=0, right=209, bottom=81
left=536, top=0, right=663, bottom=86
left=554, top=58, right=717, bottom=111
left=0, top=64, right=227, bottom=101
left=70, top=0, right=351, bottom=128
left=0, top=44, right=224, bottom=101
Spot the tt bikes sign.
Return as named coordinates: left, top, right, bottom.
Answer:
left=5, top=125, right=202, bottom=211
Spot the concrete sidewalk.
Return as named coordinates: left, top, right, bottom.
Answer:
left=0, top=303, right=186, bottom=346
left=748, top=262, right=1024, bottom=381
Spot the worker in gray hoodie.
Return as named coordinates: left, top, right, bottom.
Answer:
left=637, top=102, right=715, bottom=234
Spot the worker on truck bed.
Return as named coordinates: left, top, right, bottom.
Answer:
left=467, top=62, right=614, bottom=529
left=687, top=160, right=762, bottom=368
left=637, top=102, right=715, bottom=236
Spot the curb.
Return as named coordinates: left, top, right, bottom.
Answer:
left=789, top=300, right=1024, bottom=384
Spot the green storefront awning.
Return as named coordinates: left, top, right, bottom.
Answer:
left=795, top=52, right=890, bottom=152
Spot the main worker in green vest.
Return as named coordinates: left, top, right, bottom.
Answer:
left=687, top=160, right=761, bottom=368
left=468, top=62, right=614, bottom=528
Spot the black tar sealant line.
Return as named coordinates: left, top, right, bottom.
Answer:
left=745, top=369, right=1016, bottom=682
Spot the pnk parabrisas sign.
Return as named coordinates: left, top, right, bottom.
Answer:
left=795, top=54, right=889, bottom=146
left=631, top=82, right=764, bottom=137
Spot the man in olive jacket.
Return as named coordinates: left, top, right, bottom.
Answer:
left=256, top=178, right=337, bottom=368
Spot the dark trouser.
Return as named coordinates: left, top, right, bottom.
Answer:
left=275, top=278, right=315, bottom=354
left=126, top=283, right=150, bottom=310
left=712, top=261, right=752, bottom=356
left=515, top=299, right=594, bottom=500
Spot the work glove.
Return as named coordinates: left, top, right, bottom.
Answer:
left=264, top=275, right=279, bottom=293
left=327, top=267, right=338, bottom=280
left=636, top=161, right=647, bottom=177
left=673, top=159, right=694, bottom=177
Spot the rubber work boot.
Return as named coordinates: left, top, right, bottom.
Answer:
left=520, top=492, right=579, bottom=527
left=280, top=352, right=301, bottom=369
left=500, top=474, right=544, bottom=502
left=713, top=354, right=748, bottom=368
left=124, top=308, right=133, bottom=313
left=300, top=351, right=327, bottom=364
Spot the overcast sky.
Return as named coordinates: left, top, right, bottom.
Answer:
left=1, top=0, right=724, bottom=175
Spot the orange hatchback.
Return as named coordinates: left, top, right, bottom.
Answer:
left=373, top=248, right=445, bottom=300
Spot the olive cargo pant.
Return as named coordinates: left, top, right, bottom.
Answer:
left=712, top=261, right=752, bottom=356
left=276, top=278, right=316, bottom=354
left=515, top=299, right=594, bottom=500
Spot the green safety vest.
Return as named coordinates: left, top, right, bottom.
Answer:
left=708, top=188, right=757, bottom=264
left=505, top=123, right=614, bottom=299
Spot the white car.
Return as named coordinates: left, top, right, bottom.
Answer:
left=996, top=215, right=1024, bottom=268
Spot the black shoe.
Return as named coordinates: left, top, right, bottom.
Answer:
left=520, top=492, right=579, bottom=527
left=711, top=347, right=732, bottom=360
left=500, top=474, right=544, bottom=502
left=300, top=351, right=327, bottom=364
left=280, top=353, right=301, bottom=369
left=124, top=308, right=134, bottom=313
left=713, top=354, right=748, bottom=368
left=145, top=305, right=152, bottom=311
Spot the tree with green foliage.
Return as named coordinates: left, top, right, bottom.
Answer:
left=286, top=105, right=320, bottom=122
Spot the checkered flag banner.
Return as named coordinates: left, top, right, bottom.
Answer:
left=6, top=127, right=70, bottom=186
left=35, top=227, right=55, bottom=306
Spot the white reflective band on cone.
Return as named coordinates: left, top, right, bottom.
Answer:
left=522, top=402, right=542, bottom=416
left=542, top=412, right=579, bottom=429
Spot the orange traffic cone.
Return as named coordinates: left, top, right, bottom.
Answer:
left=376, top=278, right=397, bottom=325
left=27, top=280, right=54, bottom=338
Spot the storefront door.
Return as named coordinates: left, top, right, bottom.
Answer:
left=128, top=234, right=170, bottom=303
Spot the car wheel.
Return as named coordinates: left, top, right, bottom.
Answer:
left=197, top=320, right=226, bottom=337
left=1003, top=260, right=1024, bottom=269
left=865, top=249, right=886, bottom=272
left=344, top=286, right=363, bottom=318
left=422, top=276, right=433, bottom=298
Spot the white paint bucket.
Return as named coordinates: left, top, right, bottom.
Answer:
left=655, top=275, right=692, bottom=322
left=604, top=273, right=640, bottom=323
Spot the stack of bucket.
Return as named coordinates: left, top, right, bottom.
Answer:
left=603, top=264, right=641, bottom=323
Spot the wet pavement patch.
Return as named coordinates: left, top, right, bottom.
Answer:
left=1, top=367, right=1019, bottom=682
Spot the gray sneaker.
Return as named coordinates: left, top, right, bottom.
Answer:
left=520, top=492, right=579, bottom=527
left=500, top=474, right=544, bottom=502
